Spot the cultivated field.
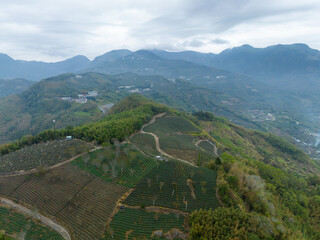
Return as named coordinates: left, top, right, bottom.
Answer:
left=0, top=206, right=63, bottom=239
left=72, top=144, right=158, bottom=187
left=131, top=133, right=159, bottom=155
left=101, top=208, right=187, bottom=240
left=198, top=140, right=215, bottom=154
left=144, top=115, right=201, bottom=136
left=0, top=163, right=128, bottom=240
left=0, top=140, right=92, bottom=174
left=124, top=160, right=220, bottom=212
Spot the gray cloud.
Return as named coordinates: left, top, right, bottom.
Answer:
left=210, top=38, right=229, bottom=45
left=0, top=0, right=319, bottom=61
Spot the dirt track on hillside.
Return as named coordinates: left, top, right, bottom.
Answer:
left=139, top=113, right=195, bottom=166
left=0, top=197, right=71, bottom=240
left=0, top=146, right=102, bottom=178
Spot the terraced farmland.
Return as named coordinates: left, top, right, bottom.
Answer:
left=144, top=115, right=201, bottom=136
left=131, top=133, right=159, bottom=155
left=0, top=163, right=128, bottom=240
left=101, top=208, right=187, bottom=240
left=198, top=140, right=215, bottom=154
left=72, top=144, right=158, bottom=187
left=0, top=206, right=63, bottom=240
left=0, top=140, right=92, bottom=174
left=125, top=160, right=220, bottom=212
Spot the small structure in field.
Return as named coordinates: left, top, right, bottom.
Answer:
left=66, top=136, right=73, bottom=141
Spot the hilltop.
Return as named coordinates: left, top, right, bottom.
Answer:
left=0, top=95, right=320, bottom=239
left=0, top=70, right=317, bottom=161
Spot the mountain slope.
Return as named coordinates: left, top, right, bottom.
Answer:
left=0, top=54, right=91, bottom=81
left=0, top=78, right=33, bottom=98
left=150, top=45, right=320, bottom=121
left=0, top=71, right=317, bottom=159
left=1, top=95, right=320, bottom=239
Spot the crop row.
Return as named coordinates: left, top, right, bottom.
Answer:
left=0, top=163, right=128, bottom=240
left=0, top=139, right=91, bottom=174
left=72, top=144, right=158, bottom=187
left=101, top=208, right=187, bottom=240
left=0, top=207, right=63, bottom=239
left=56, top=177, right=128, bottom=240
left=131, top=133, right=159, bottom=155
left=144, top=115, right=200, bottom=137
left=125, top=160, right=220, bottom=212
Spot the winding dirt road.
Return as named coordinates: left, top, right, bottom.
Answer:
left=195, top=139, right=218, bottom=156
left=139, top=113, right=195, bottom=166
left=0, top=197, right=71, bottom=240
left=0, top=146, right=102, bottom=178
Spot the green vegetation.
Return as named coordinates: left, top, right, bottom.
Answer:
left=0, top=207, right=63, bottom=240
left=144, top=115, right=201, bottom=136
left=1, top=96, right=320, bottom=239
left=102, top=208, right=187, bottom=240
left=198, top=140, right=215, bottom=154
left=131, top=133, right=159, bottom=155
left=0, top=94, right=167, bottom=155
left=0, top=164, right=128, bottom=240
left=125, top=160, right=219, bottom=212
left=199, top=114, right=317, bottom=176
left=189, top=208, right=254, bottom=240
left=72, top=144, right=158, bottom=187
left=0, top=139, right=91, bottom=173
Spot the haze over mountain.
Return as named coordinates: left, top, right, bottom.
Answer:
left=0, top=53, right=90, bottom=81
left=150, top=43, right=320, bottom=96
left=1, top=43, right=320, bottom=151
left=0, top=78, right=33, bottom=98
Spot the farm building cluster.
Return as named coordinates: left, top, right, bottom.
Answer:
left=61, top=90, right=98, bottom=103
left=118, top=85, right=151, bottom=93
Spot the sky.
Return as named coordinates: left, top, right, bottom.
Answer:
left=0, top=0, right=320, bottom=62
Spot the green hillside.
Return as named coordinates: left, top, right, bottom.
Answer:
left=0, top=71, right=317, bottom=161
left=0, top=78, right=33, bottom=98
left=1, top=95, right=320, bottom=239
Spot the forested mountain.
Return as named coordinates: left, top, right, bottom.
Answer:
left=1, top=45, right=320, bottom=156
left=150, top=43, right=320, bottom=88
left=0, top=78, right=33, bottom=98
left=150, top=44, right=320, bottom=126
left=0, top=71, right=318, bottom=159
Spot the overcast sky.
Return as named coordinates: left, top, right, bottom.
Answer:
left=0, top=0, right=319, bottom=61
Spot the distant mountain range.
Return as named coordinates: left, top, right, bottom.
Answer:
left=0, top=43, right=320, bottom=153
left=150, top=44, right=320, bottom=97
left=0, top=53, right=90, bottom=81
left=2, top=43, right=320, bottom=88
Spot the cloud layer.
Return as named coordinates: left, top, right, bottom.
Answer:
left=0, top=0, right=319, bottom=61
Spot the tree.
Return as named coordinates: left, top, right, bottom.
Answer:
left=147, top=178, right=152, bottom=188
left=152, top=195, right=158, bottom=206
left=189, top=208, right=249, bottom=240
left=82, top=154, right=91, bottom=166
left=154, top=213, right=159, bottom=222
left=159, top=182, right=165, bottom=191
left=0, top=231, right=5, bottom=240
